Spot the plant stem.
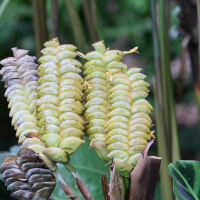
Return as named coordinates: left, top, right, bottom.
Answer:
left=196, top=0, right=200, bottom=126
left=119, top=175, right=125, bottom=200
left=151, top=0, right=179, bottom=199
left=124, top=177, right=130, bottom=199
left=51, top=0, right=59, bottom=38
left=197, top=0, right=200, bottom=80
left=32, top=0, right=48, bottom=56
left=64, top=160, right=85, bottom=183
left=64, top=160, right=94, bottom=199
left=65, top=0, right=87, bottom=54
left=52, top=166, right=81, bottom=200
left=82, top=0, right=98, bottom=43
left=119, top=176, right=130, bottom=200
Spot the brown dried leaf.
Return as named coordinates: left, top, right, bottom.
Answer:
left=109, top=159, right=122, bottom=200
left=101, top=174, right=110, bottom=200
left=129, top=140, right=161, bottom=200
left=76, top=178, right=94, bottom=200
left=60, top=183, right=80, bottom=200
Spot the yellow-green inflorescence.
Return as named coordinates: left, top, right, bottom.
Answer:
left=37, top=38, right=85, bottom=163
left=82, top=41, right=154, bottom=177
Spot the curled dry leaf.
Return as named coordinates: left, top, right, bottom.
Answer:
left=0, top=148, right=56, bottom=200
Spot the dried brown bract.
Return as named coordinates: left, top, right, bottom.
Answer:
left=0, top=148, right=56, bottom=200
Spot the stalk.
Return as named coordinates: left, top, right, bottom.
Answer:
left=197, top=0, right=200, bottom=80
left=63, top=160, right=94, bottom=198
left=32, top=0, right=48, bottom=56
left=158, top=0, right=180, bottom=162
left=51, top=0, right=59, bottom=38
left=52, top=167, right=81, bottom=200
left=119, top=176, right=130, bottom=200
left=154, top=82, right=173, bottom=200
left=65, top=0, right=87, bottom=53
left=151, top=0, right=179, bottom=199
left=90, top=0, right=99, bottom=42
left=63, top=160, right=85, bottom=184
left=119, top=176, right=125, bottom=200
left=196, top=0, right=200, bottom=125
left=82, top=0, right=99, bottom=43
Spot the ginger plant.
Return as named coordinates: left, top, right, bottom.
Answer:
left=35, top=38, right=87, bottom=185
left=0, top=38, right=155, bottom=200
left=80, top=41, right=154, bottom=177
left=0, top=45, right=82, bottom=199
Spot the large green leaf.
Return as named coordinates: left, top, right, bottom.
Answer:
left=51, top=137, right=110, bottom=200
left=168, top=160, right=200, bottom=200
left=0, top=138, right=110, bottom=200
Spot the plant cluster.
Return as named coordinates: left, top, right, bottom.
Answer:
left=0, top=38, right=155, bottom=199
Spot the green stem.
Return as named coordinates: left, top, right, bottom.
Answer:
left=82, top=0, right=98, bottom=43
left=65, top=0, right=87, bottom=54
left=196, top=0, right=200, bottom=127
left=64, top=160, right=93, bottom=198
left=52, top=166, right=81, bottom=200
left=32, top=0, right=48, bottom=56
left=197, top=0, right=200, bottom=81
left=124, top=177, right=130, bottom=198
left=119, top=176, right=130, bottom=200
left=120, top=175, right=125, bottom=200
left=64, top=160, right=85, bottom=184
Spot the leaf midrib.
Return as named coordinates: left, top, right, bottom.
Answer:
left=172, top=165, right=199, bottom=200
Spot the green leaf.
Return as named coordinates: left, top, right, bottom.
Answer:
left=50, top=137, right=110, bottom=200
left=168, top=160, right=200, bottom=200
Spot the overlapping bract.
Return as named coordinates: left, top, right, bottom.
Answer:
left=0, top=148, right=56, bottom=200
left=36, top=38, right=85, bottom=163
left=82, top=41, right=154, bottom=177
left=0, top=48, right=56, bottom=171
left=0, top=38, right=154, bottom=178
left=0, top=48, right=44, bottom=147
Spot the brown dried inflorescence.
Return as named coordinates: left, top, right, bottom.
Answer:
left=0, top=148, right=56, bottom=200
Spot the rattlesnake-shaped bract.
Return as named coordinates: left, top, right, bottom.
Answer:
left=36, top=38, right=85, bottom=163
left=82, top=41, right=154, bottom=177
left=0, top=39, right=154, bottom=179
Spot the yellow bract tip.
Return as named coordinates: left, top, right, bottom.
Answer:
left=89, top=139, right=99, bottom=148
left=83, top=81, right=92, bottom=89
left=149, top=130, right=156, bottom=139
left=123, top=46, right=139, bottom=54
left=106, top=70, right=113, bottom=81
left=77, top=51, right=85, bottom=58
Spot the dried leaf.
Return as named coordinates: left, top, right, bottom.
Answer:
left=101, top=174, right=110, bottom=200
left=109, top=159, right=122, bottom=200
left=76, top=177, right=94, bottom=200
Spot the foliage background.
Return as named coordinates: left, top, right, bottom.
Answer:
left=0, top=0, right=199, bottom=199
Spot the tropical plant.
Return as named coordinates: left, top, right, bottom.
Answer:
left=0, top=37, right=160, bottom=199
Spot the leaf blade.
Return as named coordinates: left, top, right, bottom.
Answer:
left=168, top=160, right=200, bottom=200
